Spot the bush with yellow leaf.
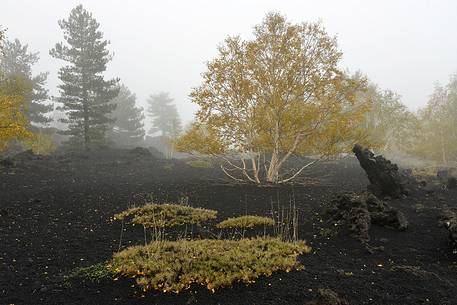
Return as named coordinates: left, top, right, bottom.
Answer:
left=108, top=237, right=310, bottom=293
left=216, top=215, right=275, bottom=229
left=114, top=203, right=218, bottom=228
left=0, top=76, right=34, bottom=151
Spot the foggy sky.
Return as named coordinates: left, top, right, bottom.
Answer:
left=1, top=0, right=457, bottom=125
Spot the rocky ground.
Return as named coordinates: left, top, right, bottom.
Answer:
left=1, top=149, right=456, bottom=305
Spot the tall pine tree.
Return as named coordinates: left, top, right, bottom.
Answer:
left=50, top=5, right=119, bottom=149
left=147, top=91, right=182, bottom=158
left=107, top=85, right=145, bottom=147
left=0, top=38, right=52, bottom=127
left=147, top=92, right=182, bottom=137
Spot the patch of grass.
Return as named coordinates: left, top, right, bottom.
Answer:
left=216, top=215, right=275, bottom=229
left=65, top=263, right=114, bottom=286
left=186, top=159, right=212, bottom=168
left=108, top=237, right=310, bottom=293
left=411, top=167, right=437, bottom=178
left=114, top=203, right=217, bottom=228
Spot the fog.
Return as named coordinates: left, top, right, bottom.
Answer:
left=1, top=0, right=457, bottom=125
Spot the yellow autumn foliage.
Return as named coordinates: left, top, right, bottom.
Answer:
left=177, top=13, right=370, bottom=183
left=0, top=76, right=34, bottom=151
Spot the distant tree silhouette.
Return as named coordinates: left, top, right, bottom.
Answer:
left=107, top=85, right=145, bottom=147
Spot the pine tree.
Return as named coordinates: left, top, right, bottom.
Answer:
left=107, top=85, right=145, bottom=147
left=50, top=5, right=119, bottom=149
left=0, top=38, right=52, bottom=127
left=147, top=92, right=182, bottom=137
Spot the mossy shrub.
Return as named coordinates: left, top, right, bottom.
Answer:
left=65, top=263, right=114, bottom=286
left=216, top=215, right=275, bottom=229
left=186, top=159, right=212, bottom=168
left=114, top=203, right=217, bottom=228
left=108, top=237, right=310, bottom=293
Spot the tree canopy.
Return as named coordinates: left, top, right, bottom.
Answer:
left=410, top=75, right=457, bottom=163
left=0, top=38, right=52, bottom=127
left=177, top=12, right=369, bottom=183
left=0, top=73, right=34, bottom=151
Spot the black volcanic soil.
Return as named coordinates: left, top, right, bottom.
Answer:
left=1, top=150, right=456, bottom=305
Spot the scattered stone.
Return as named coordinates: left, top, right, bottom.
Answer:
left=392, top=265, right=454, bottom=286
left=307, top=288, right=349, bottom=305
left=352, top=144, right=406, bottom=198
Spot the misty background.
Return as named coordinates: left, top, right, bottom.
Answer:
left=2, top=0, right=457, bottom=128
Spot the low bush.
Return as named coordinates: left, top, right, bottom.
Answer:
left=108, top=237, right=310, bottom=293
left=216, top=215, right=275, bottom=229
left=186, top=159, right=212, bottom=168
left=65, top=263, right=114, bottom=285
left=114, top=203, right=217, bottom=228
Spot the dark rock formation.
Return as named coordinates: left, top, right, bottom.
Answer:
left=447, top=177, right=457, bottom=190
left=352, top=144, right=406, bottom=198
left=439, top=209, right=457, bottom=253
left=0, top=158, right=15, bottom=168
left=366, top=194, right=408, bottom=231
left=437, top=168, right=457, bottom=189
left=125, top=146, right=164, bottom=159
left=12, top=149, right=42, bottom=161
left=327, top=193, right=371, bottom=242
left=326, top=192, right=408, bottom=244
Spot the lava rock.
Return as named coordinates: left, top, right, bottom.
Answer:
left=125, top=147, right=165, bottom=160
left=437, top=168, right=453, bottom=182
left=366, top=194, right=408, bottom=231
left=447, top=177, right=457, bottom=189
left=12, top=149, right=42, bottom=161
left=352, top=144, right=406, bottom=198
left=439, top=209, right=457, bottom=253
left=326, top=192, right=408, bottom=243
left=0, top=158, right=15, bottom=168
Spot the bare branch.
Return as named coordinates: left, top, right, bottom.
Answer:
left=278, top=157, right=322, bottom=184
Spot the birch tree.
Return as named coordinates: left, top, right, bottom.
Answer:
left=177, top=13, right=368, bottom=184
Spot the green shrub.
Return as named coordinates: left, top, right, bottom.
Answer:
left=109, top=237, right=310, bottom=293
left=114, top=203, right=217, bottom=228
left=216, top=215, right=275, bottom=229
left=186, top=159, right=212, bottom=168
left=65, top=263, right=113, bottom=285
